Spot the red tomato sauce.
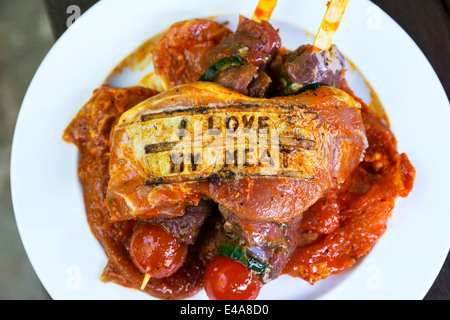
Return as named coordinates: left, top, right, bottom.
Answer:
left=282, top=80, right=415, bottom=283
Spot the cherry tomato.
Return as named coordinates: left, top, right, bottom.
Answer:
left=129, top=223, right=187, bottom=278
left=204, top=256, right=262, bottom=300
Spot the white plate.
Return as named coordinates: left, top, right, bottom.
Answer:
left=11, top=0, right=450, bottom=300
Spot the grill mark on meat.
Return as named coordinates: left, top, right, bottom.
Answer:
left=140, top=103, right=295, bottom=122
left=144, top=141, right=178, bottom=154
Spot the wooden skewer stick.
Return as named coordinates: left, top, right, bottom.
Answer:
left=313, top=0, right=349, bottom=50
left=140, top=273, right=151, bottom=290
left=252, top=0, right=278, bottom=22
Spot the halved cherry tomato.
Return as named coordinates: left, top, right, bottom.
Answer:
left=129, top=223, right=187, bottom=278
left=204, top=255, right=262, bottom=300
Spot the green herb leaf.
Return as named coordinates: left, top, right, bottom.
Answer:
left=198, top=56, right=244, bottom=82
left=287, top=82, right=328, bottom=96
left=218, top=244, right=267, bottom=275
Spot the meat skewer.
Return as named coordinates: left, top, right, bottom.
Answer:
left=152, top=0, right=278, bottom=93
left=277, top=0, right=349, bottom=95
left=198, top=16, right=281, bottom=97
left=138, top=200, right=214, bottom=289
left=196, top=0, right=279, bottom=97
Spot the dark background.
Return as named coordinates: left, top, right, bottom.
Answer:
left=0, top=0, right=447, bottom=299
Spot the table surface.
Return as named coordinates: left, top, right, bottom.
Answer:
left=43, top=0, right=450, bottom=300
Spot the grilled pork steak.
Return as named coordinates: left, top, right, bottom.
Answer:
left=104, top=82, right=367, bottom=224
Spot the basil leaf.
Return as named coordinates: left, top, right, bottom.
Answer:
left=218, top=244, right=267, bottom=275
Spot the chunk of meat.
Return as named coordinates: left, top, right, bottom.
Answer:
left=202, top=15, right=281, bottom=97
left=248, top=70, right=273, bottom=98
left=104, top=82, right=367, bottom=224
left=278, top=44, right=345, bottom=95
left=207, top=15, right=281, bottom=67
left=218, top=205, right=302, bottom=282
left=196, top=203, right=301, bottom=284
left=145, top=199, right=214, bottom=245
left=212, top=64, right=259, bottom=96
left=153, top=19, right=231, bottom=87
